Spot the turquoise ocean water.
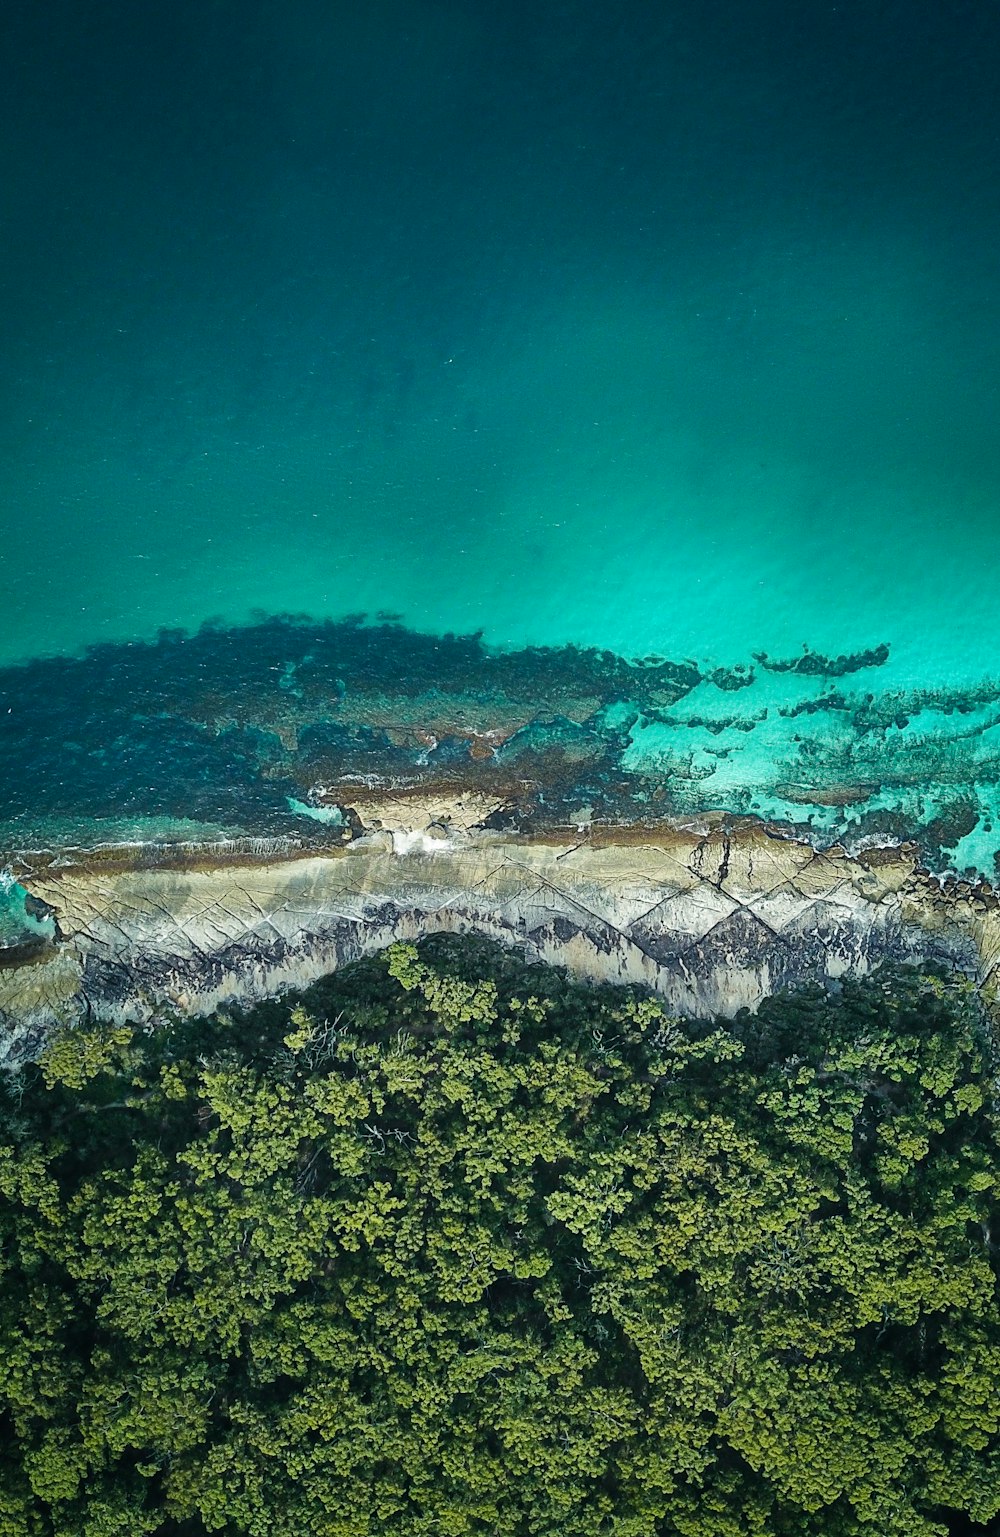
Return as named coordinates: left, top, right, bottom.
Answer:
left=2, top=1, right=1000, bottom=873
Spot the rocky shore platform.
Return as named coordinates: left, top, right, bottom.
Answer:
left=2, top=789, right=998, bottom=1066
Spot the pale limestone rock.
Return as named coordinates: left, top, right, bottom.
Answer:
left=1, top=813, right=996, bottom=1063
left=339, top=788, right=505, bottom=838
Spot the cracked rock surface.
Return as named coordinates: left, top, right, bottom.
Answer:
left=1, top=804, right=995, bottom=1064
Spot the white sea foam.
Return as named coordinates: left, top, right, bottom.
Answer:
left=391, top=830, right=460, bottom=856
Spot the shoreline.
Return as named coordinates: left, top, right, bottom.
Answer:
left=2, top=615, right=999, bottom=1057
left=2, top=799, right=997, bottom=1065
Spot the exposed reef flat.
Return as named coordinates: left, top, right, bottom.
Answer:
left=2, top=800, right=998, bottom=1065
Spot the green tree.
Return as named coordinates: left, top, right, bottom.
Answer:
left=0, top=939, right=996, bottom=1535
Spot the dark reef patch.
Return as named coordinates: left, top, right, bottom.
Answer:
left=753, top=641, right=890, bottom=676
left=706, top=663, right=756, bottom=691
left=0, top=616, right=698, bottom=853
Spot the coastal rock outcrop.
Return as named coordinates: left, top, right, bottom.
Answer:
left=1, top=800, right=994, bottom=1065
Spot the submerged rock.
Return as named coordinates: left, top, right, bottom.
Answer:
left=2, top=616, right=1000, bottom=875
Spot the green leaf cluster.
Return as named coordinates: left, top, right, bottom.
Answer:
left=0, top=936, right=997, bottom=1536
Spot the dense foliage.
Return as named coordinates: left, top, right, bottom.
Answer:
left=0, top=937, right=998, bottom=1537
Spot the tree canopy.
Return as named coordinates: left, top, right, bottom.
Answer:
left=0, top=936, right=997, bottom=1536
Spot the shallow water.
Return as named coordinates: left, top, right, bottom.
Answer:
left=2, top=2, right=999, bottom=861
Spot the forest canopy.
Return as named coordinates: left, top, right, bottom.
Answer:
left=0, top=937, right=998, bottom=1537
